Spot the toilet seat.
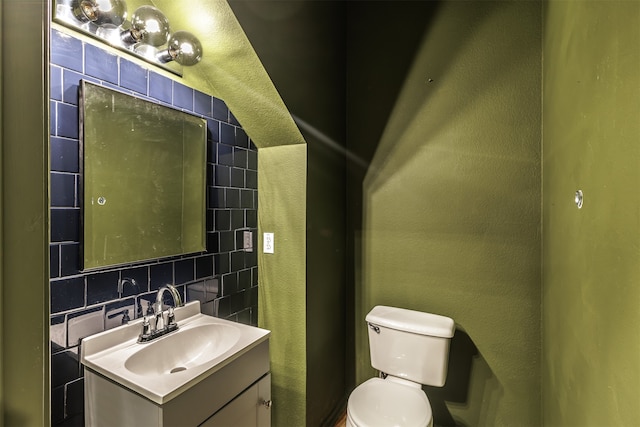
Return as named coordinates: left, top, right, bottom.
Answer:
left=347, top=378, right=432, bottom=427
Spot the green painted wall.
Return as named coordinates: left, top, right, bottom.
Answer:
left=1, top=0, right=50, bottom=424
left=542, top=1, right=640, bottom=425
left=258, top=144, right=308, bottom=427
left=350, top=2, right=542, bottom=425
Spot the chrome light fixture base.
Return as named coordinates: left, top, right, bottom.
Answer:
left=54, top=0, right=204, bottom=76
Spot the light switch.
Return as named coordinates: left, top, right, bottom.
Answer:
left=264, top=232, right=274, bottom=254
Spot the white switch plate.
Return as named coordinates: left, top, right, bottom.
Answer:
left=263, top=232, right=274, bottom=254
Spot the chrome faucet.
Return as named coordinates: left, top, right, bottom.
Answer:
left=138, top=285, right=184, bottom=343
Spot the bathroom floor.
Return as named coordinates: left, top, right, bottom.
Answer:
left=335, top=411, right=347, bottom=427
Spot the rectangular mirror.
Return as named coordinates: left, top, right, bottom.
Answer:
left=80, top=80, right=207, bottom=270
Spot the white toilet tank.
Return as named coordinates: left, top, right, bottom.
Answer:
left=366, top=305, right=455, bottom=387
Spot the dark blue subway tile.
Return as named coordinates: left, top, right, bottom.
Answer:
left=229, top=111, right=241, bottom=127
left=215, top=210, right=231, bottom=231
left=221, top=273, right=238, bottom=296
left=175, top=259, right=195, bottom=285
left=84, top=44, right=118, bottom=84
left=225, top=188, right=240, bottom=208
left=240, top=189, right=254, bottom=208
left=60, top=243, right=81, bottom=277
left=51, top=136, right=79, bottom=173
left=56, top=103, right=79, bottom=139
left=194, top=91, right=212, bottom=116
left=51, top=65, right=63, bottom=101
left=215, top=253, right=230, bottom=275
left=50, top=208, right=80, bottom=242
left=62, top=70, right=83, bottom=105
left=119, top=58, right=148, bottom=95
left=231, top=250, right=245, bottom=272
left=51, top=173, right=76, bottom=207
left=50, top=245, right=60, bottom=279
left=206, top=208, right=214, bottom=231
left=246, top=169, right=258, bottom=190
left=149, top=72, right=172, bottom=104
left=51, top=30, right=83, bottom=72
left=66, top=378, right=84, bottom=418
left=246, top=209, right=257, bottom=228
left=236, top=128, right=249, bottom=148
left=121, top=266, right=149, bottom=294
left=247, top=150, right=258, bottom=170
left=207, top=163, right=215, bottom=187
left=231, top=168, right=245, bottom=188
left=150, top=262, right=173, bottom=290
left=209, top=187, right=225, bottom=208
left=217, top=296, right=231, bottom=318
left=218, top=144, right=233, bottom=167
left=173, top=83, right=193, bottom=111
left=231, top=209, right=244, bottom=230
left=51, top=386, right=65, bottom=425
left=245, top=250, right=257, bottom=269
left=215, top=165, right=231, bottom=187
left=50, top=101, right=57, bottom=136
left=220, top=123, right=235, bottom=145
left=50, top=277, right=85, bottom=313
left=238, top=269, right=252, bottom=291
left=219, top=231, right=235, bottom=252
left=51, top=349, right=80, bottom=388
left=213, top=98, right=228, bottom=122
left=195, top=255, right=214, bottom=279
left=207, top=119, right=220, bottom=143
left=206, top=232, right=219, bottom=253
left=86, top=271, right=119, bottom=305
left=234, top=148, right=247, bottom=169
left=207, top=140, right=217, bottom=164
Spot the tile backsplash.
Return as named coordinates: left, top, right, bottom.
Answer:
left=49, top=28, right=258, bottom=425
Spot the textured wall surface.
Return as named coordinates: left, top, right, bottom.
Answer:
left=351, top=2, right=542, bottom=425
left=258, top=144, right=307, bottom=427
left=542, top=1, right=640, bottom=424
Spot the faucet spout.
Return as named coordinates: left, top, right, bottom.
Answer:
left=156, top=284, right=183, bottom=311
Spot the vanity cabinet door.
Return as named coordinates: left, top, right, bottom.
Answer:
left=201, top=374, right=271, bottom=427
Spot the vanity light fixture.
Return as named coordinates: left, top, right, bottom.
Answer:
left=120, top=5, right=171, bottom=47
left=156, top=31, right=203, bottom=66
left=55, top=0, right=203, bottom=75
left=71, top=0, right=127, bottom=27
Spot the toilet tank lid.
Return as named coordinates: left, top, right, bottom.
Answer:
left=366, top=306, right=455, bottom=338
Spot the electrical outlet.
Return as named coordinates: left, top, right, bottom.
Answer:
left=264, top=232, right=274, bottom=254
left=243, top=231, right=253, bottom=252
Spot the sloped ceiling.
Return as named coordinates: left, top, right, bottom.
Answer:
left=145, top=0, right=305, bottom=148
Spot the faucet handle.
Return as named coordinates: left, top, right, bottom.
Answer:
left=155, top=305, right=165, bottom=330
left=142, top=316, right=151, bottom=336
left=167, top=306, right=176, bottom=326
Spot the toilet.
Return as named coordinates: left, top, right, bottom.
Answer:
left=346, top=305, right=455, bottom=427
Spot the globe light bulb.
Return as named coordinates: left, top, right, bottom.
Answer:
left=157, top=31, right=203, bottom=66
left=72, top=0, right=127, bottom=27
left=121, top=5, right=170, bottom=47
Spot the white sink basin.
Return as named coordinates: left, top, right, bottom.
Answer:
left=81, top=301, right=270, bottom=404
left=124, top=323, right=241, bottom=376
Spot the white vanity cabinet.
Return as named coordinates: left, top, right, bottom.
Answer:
left=81, top=302, right=271, bottom=427
left=85, top=340, right=271, bottom=426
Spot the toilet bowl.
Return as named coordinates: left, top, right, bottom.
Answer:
left=346, top=378, right=432, bottom=427
left=346, top=305, right=455, bottom=427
